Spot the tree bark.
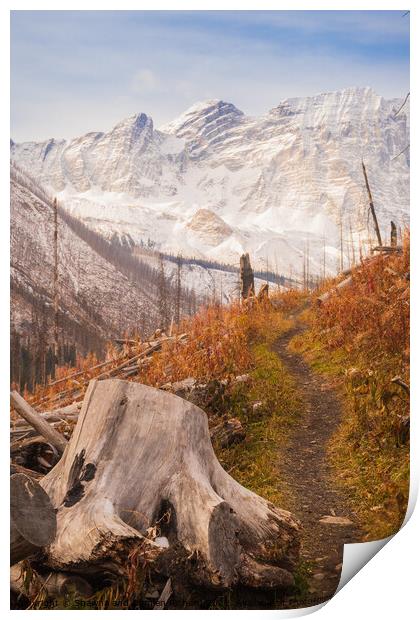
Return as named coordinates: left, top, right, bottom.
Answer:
left=40, top=379, right=300, bottom=590
left=10, top=473, right=57, bottom=565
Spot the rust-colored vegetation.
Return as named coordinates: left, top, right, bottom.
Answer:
left=292, top=233, right=410, bottom=539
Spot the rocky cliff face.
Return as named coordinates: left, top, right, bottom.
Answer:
left=11, top=87, right=409, bottom=276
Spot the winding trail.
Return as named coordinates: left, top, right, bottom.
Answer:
left=272, top=323, right=362, bottom=602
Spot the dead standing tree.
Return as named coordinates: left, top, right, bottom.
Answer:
left=157, top=253, right=170, bottom=331
left=37, top=379, right=300, bottom=591
left=362, top=161, right=382, bottom=248
left=175, top=254, right=182, bottom=325
left=53, top=197, right=59, bottom=372
left=239, top=253, right=255, bottom=301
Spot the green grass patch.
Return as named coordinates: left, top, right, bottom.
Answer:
left=216, top=341, right=301, bottom=507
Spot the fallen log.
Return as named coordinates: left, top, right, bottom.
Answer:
left=10, top=463, right=43, bottom=481
left=40, top=379, right=300, bottom=590
left=11, top=437, right=61, bottom=475
left=46, top=356, right=124, bottom=388
left=31, top=335, right=187, bottom=410
left=317, top=275, right=353, bottom=305
left=10, top=391, right=68, bottom=455
left=10, top=564, right=92, bottom=600
left=11, top=473, right=57, bottom=565
left=372, top=245, right=402, bottom=253
left=11, top=402, right=82, bottom=429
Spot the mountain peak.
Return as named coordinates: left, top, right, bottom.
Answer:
left=160, top=99, right=243, bottom=136
left=113, top=111, right=153, bottom=133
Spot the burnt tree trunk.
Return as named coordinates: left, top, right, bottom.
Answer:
left=39, top=379, right=300, bottom=590
left=390, top=221, right=398, bottom=247
left=240, top=253, right=255, bottom=300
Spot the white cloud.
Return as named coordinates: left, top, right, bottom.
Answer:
left=131, top=69, right=159, bottom=93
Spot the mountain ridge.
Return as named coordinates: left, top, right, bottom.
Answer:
left=11, top=86, right=410, bottom=276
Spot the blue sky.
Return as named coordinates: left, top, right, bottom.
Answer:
left=11, top=10, right=410, bottom=142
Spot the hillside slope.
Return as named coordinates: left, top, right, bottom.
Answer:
left=11, top=165, right=163, bottom=353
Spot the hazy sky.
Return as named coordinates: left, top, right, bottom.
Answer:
left=11, top=10, right=410, bottom=142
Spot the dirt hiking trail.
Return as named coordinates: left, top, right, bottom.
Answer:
left=273, top=322, right=363, bottom=602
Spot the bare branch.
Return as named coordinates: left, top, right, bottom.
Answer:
left=391, top=143, right=410, bottom=161
left=393, top=92, right=410, bottom=118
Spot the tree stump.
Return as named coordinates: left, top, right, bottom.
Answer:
left=257, top=282, right=269, bottom=302
left=240, top=253, right=255, bottom=300
left=40, top=379, right=300, bottom=590
left=10, top=473, right=57, bottom=565
left=390, top=220, right=398, bottom=247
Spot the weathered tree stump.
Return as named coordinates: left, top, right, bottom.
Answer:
left=10, top=473, right=57, bottom=565
left=40, top=379, right=300, bottom=590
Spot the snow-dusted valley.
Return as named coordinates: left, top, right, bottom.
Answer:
left=11, top=87, right=410, bottom=279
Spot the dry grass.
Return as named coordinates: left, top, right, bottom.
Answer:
left=291, top=234, right=410, bottom=539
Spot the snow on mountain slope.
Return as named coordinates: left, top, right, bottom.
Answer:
left=11, top=165, right=265, bottom=352
left=11, top=87, right=410, bottom=278
left=10, top=166, right=163, bottom=347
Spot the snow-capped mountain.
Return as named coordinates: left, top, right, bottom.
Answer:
left=11, top=87, right=410, bottom=277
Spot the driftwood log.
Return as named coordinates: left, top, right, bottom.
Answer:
left=40, top=379, right=300, bottom=590
left=11, top=473, right=57, bottom=565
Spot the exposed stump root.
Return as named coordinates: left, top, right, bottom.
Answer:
left=40, top=379, right=300, bottom=590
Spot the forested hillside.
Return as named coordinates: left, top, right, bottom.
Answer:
left=10, top=164, right=200, bottom=390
